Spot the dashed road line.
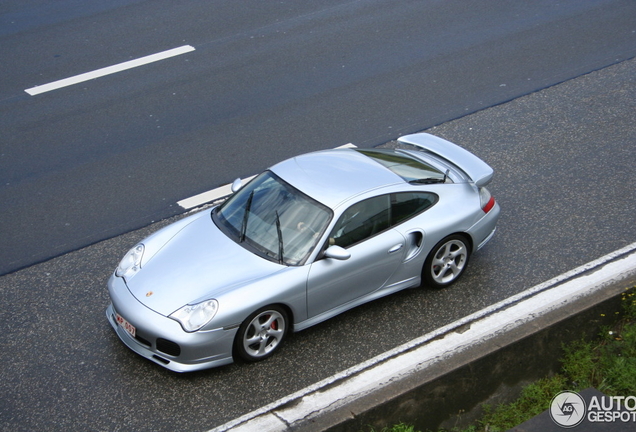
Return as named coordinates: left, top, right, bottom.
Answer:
left=25, top=45, right=195, bottom=96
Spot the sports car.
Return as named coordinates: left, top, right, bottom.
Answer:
left=106, top=132, right=500, bottom=372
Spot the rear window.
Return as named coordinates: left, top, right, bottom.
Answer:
left=357, top=149, right=445, bottom=183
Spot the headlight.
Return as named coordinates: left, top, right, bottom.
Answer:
left=115, top=244, right=144, bottom=280
left=170, top=299, right=219, bottom=332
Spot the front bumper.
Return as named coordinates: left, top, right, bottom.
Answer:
left=106, top=274, right=237, bottom=372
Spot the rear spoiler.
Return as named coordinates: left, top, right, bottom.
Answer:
left=397, top=133, right=494, bottom=187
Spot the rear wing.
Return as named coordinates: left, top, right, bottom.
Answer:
left=397, top=133, right=494, bottom=187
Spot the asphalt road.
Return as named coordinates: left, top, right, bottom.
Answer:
left=2, top=50, right=635, bottom=432
left=2, top=0, right=636, bottom=275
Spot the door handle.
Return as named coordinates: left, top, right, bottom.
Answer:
left=388, top=244, right=404, bottom=254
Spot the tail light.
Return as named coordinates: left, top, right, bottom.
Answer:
left=479, top=187, right=496, bottom=213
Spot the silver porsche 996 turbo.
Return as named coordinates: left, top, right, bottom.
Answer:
left=106, top=133, right=500, bottom=372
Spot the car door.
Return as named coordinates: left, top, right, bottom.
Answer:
left=306, top=195, right=406, bottom=318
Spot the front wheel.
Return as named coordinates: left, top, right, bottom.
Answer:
left=234, top=306, right=289, bottom=362
left=423, top=235, right=471, bottom=288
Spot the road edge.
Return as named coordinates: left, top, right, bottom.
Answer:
left=208, top=242, right=636, bottom=431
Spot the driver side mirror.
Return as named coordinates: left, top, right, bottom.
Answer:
left=324, top=245, right=351, bottom=261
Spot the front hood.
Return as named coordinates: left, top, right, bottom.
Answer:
left=126, top=213, right=283, bottom=316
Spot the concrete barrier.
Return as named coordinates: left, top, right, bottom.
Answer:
left=209, top=242, right=636, bottom=432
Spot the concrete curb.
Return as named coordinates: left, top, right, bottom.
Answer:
left=209, top=242, right=636, bottom=432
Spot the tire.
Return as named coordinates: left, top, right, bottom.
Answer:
left=422, top=234, right=471, bottom=288
left=234, top=305, right=289, bottom=362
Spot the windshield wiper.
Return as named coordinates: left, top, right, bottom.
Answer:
left=409, top=178, right=444, bottom=184
left=239, top=191, right=254, bottom=243
left=274, top=210, right=284, bottom=265
left=409, top=169, right=450, bottom=185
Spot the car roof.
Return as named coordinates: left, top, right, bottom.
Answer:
left=269, top=148, right=404, bottom=209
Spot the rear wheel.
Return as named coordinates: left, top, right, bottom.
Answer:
left=423, top=235, right=470, bottom=288
left=234, top=306, right=288, bottom=362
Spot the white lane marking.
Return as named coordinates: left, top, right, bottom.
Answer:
left=177, top=175, right=257, bottom=210
left=25, top=45, right=195, bottom=96
left=177, top=143, right=356, bottom=210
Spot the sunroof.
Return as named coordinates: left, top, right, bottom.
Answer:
left=356, top=149, right=444, bottom=183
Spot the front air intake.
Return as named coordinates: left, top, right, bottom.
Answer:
left=156, top=338, right=181, bottom=357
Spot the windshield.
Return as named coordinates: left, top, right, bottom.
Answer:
left=213, top=171, right=332, bottom=266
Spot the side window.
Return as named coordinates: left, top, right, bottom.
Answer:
left=391, top=192, right=437, bottom=226
left=330, top=195, right=391, bottom=248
